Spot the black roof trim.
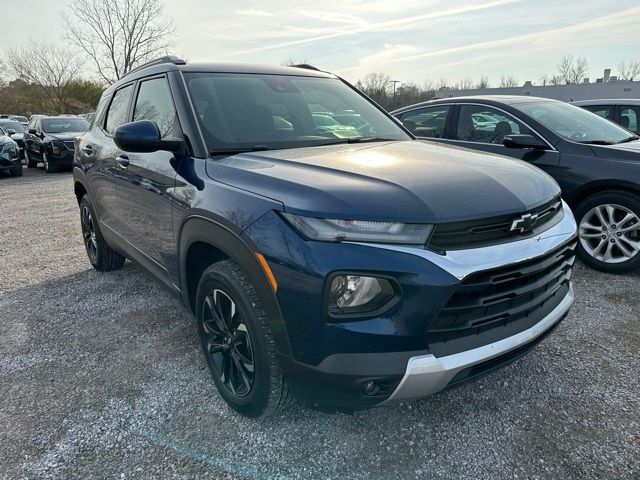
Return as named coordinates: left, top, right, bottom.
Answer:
left=291, top=64, right=321, bottom=71
left=124, top=55, right=186, bottom=78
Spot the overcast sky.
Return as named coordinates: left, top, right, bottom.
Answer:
left=6, top=0, right=640, bottom=85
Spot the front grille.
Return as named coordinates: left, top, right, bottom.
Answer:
left=426, top=239, right=576, bottom=346
left=428, top=196, right=563, bottom=251
left=63, top=141, right=75, bottom=150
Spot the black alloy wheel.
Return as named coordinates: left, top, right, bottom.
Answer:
left=201, top=289, right=255, bottom=397
left=81, top=204, right=98, bottom=264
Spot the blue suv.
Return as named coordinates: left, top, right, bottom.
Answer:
left=73, top=57, right=578, bottom=416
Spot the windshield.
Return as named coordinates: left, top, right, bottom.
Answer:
left=0, top=121, right=25, bottom=133
left=515, top=101, right=635, bottom=144
left=11, top=116, right=27, bottom=123
left=41, top=117, right=90, bottom=134
left=184, top=73, right=410, bottom=151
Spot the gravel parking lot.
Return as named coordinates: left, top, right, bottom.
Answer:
left=1, top=166, right=638, bottom=479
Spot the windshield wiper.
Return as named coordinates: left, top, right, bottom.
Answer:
left=209, top=145, right=272, bottom=155
left=617, top=136, right=639, bottom=144
left=578, top=140, right=615, bottom=145
left=321, top=137, right=398, bottom=146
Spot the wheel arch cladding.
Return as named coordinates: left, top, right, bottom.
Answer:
left=568, top=180, right=640, bottom=210
left=178, top=216, right=293, bottom=357
left=74, top=180, right=87, bottom=205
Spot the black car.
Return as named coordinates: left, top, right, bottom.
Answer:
left=24, top=115, right=90, bottom=172
left=571, top=99, right=640, bottom=135
left=0, top=126, right=21, bottom=176
left=393, top=96, right=640, bottom=274
left=74, top=58, right=576, bottom=416
left=0, top=119, right=26, bottom=159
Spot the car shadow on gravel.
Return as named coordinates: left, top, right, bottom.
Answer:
left=1, top=261, right=638, bottom=479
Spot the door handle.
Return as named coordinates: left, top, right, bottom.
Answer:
left=116, top=155, right=129, bottom=168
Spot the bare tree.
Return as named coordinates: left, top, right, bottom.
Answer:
left=499, top=75, right=519, bottom=87
left=455, top=78, right=475, bottom=90
left=618, top=61, right=640, bottom=81
left=6, top=41, right=81, bottom=111
left=63, top=0, right=175, bottom=84
left=356, top=72, right=391, bottom=105
left=476, top=75, right=490, bottom=89
left=556, top=55, right=588, bottom=84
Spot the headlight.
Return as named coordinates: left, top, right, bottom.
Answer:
left=51, top=140, right=65, bottom=155
left=281, top=213, right=432, bottom=244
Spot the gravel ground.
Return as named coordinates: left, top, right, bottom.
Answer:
left=1, top=166, right=639, bottom=480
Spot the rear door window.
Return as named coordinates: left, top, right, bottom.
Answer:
left=397, top=106, right=450, bottom=138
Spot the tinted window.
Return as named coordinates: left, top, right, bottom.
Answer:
left=620, top=106, right=640, bottom=134
left=184, top=73, right=410, bottom=151
left=456, top=105, right=530, bottom=144
left=516, top=101, right=633, bottom=144
left=399, top=106, right=450, bottom=138
left=0, top=121, right=25, bottom=133
left=41, top=117, right=90, bottom=133
left=133, top=77, right=181, bottom=139
left=582, top=105, right=614, bottom=120
left=105, top=85, right=133, bottom=134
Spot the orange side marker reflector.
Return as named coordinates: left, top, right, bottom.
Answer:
left=255, top=253, right=278, bottom=293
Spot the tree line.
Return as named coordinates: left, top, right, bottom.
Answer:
left=356, top=56, right=640, bottom=111
left=0, top=0, right=173, bottom=116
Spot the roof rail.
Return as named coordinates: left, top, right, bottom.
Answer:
left=124, top=55, right=186, bottom=77
left=291, top=64, right=321, bottom=71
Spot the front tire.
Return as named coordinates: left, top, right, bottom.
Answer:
left=79, top=195, right=126, bottom=272
left=43, top=153, right=56, bottom=173
left=25, top=151, right=37, bottom=168
left=11, top=163, right=22, bottom=176
left=575, top=191, right=640, bottom=274
left=196, top=260, right=290, bottom=417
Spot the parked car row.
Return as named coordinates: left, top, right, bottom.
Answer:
left=3, top=56, right=637, bottom=418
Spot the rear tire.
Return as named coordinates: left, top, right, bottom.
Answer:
left=575, top=190, right=640, bottom=274
left=79, top=195, right=126, bottom=272
left=196, top=260, right=291, bottom=417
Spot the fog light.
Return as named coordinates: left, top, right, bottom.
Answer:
left=363, top=381, right=380, bottom=396
left=328, top=275, right=395, bottom=315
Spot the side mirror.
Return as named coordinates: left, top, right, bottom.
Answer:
left=114, top=120, right=183, bottom=153
left=503, top=134, right=547, bottom=149
left=7, top=129, right=15, bottom=135
left=28, top=128, right=36, bottom=134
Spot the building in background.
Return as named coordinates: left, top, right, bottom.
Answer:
left=435, top=69, right=640, bottom=101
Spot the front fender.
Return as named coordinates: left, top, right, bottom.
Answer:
left=177, top=215, right=293, bottom=357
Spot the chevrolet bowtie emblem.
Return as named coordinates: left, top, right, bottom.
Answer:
left=510, top=212, right=539, bottom=233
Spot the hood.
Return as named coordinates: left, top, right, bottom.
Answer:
left=206, top=141, right=560, bottom=224
left=590, top=139, right=640, bottom=160
left=47, top=132, right=85, bottom=141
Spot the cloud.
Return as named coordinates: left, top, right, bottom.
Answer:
left=218, top=0, right=521, bottom=58
left=391, top=6, right=640, bottom=64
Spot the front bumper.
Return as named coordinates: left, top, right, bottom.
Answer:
left=383, top=283, right=573, bottom=404
left=0, top=149, right=20, bottom=170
